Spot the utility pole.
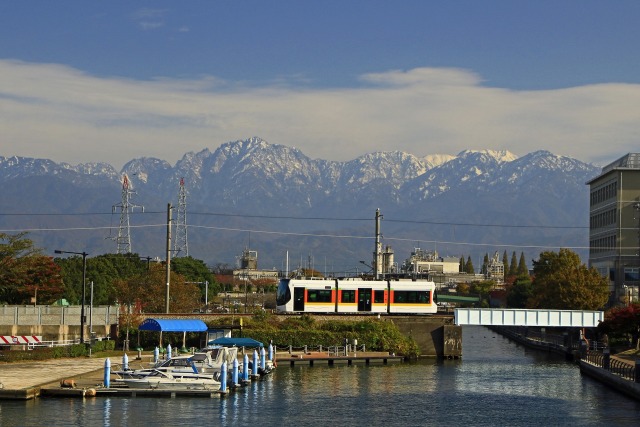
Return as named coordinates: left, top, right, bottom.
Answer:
left=165, top=203, right=172, bottom=314
left=374, top=208, right=383, bottom=280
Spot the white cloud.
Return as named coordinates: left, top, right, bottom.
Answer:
left=1, top=59, right=639, bottom=170
left=130, top=8, right=167, bottom=30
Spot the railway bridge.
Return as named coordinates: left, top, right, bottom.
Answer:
left=385, top=308, right=604, bottom=358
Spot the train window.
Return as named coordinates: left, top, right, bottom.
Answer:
left=341, top=290, right=356, bottom=303
left=374, top=290, right=385, bottom=303
left=308, top=289, right=332, bottom=303
left=393, top=291, right=431, bottom=304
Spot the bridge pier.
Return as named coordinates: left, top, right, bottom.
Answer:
left=390, top=316, right=461, bottom=358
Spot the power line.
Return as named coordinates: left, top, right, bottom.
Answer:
left=0, top=209, right=588, bottom=230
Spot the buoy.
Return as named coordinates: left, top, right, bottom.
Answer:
left=153, top=346, right=159, bottom=364
left=167, top=344, right=172, bottom=360
left=122, top=353, right=129, bottom=371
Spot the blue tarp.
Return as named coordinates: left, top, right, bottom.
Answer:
left=208, top=337, right=264, bottom=348
left=138, top=318, right=208, bottom=332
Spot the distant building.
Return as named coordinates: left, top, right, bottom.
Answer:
left=232, top=249, right=278, bottom=283
left=485, top=251, right=505, bottom=281
left=587, top=153, right=640, bottom=305
left=400, top=248, right=460, bottom=275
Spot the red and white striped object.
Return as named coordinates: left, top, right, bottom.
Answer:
left=0, top=336, right=42, bottom=344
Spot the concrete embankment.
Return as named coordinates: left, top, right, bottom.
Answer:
left=579, top=360, right=640, bottom=400
left=490, top=325, right=640, bottom=401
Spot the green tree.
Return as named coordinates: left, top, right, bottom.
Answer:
left=502, top=251, right=509, bottom=276
left=459, top=256, right=465, bottom=273
left=528, top=248, right=609, bottom=310
left=506, top=276, right=534, bottom=308
left=172, top=256, right=221, bottom=301
left=517, top=252, right=529, bottom=277
left=465, top=256, right=475, bottom=274
left=481, top=253, right=489, bottom=274
left=56, top=253, right=149, bottom=305
left=509, top=252, right=518, bottom=276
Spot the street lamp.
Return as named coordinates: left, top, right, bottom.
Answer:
left=186, top=281, right=209, bottom=311
left=55, top=249, right=88, bottom=344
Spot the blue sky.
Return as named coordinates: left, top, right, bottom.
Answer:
left=2, top=1, right=640, bottom=169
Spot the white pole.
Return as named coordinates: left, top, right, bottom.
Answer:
left=90, top=281, right=94, bottom=334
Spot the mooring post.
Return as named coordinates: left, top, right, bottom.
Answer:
left=243, top=353, right=249, bottom=382
left=104, top=358, right=111, bottom=388
left=253, top=349, right=259, bottom=376
left=220, top=361, right=227, bottom=392
left=232, top=358, right=239, bottom=386
left=153, top=346, right=159, bottom=364
left=167, top=343, right=172, bottom=360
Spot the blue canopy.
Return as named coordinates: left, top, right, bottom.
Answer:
left=209, top=337, right=264, bottom=348
left=138, top=318, right=208, bottom=332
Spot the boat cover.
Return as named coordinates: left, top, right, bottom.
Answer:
left=138, top=318, right=208, bottom=332
left=208, top=337, right=264, bottom=348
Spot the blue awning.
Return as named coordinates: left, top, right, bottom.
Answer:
left=138, top=318, right=208, bottom=332
left=208, top=337, right=264, bottom=348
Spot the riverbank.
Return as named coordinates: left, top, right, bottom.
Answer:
left=490, top=325, right=640, bottom=401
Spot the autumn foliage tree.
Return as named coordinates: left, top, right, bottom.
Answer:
left=0, top=233, right=64, bottom=304
left=527, top=248, right=609, bottom=310
left=112, top=262, right=201, bottom=315
left=597, top=303, right=640, bottom=349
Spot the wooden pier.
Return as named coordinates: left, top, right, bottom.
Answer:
left=276, top=351, right=404, bottom=367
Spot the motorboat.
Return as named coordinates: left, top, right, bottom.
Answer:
left=115, top=347, right=238, bottom=380
left=207, top=337, right=275, bottom=375
left=120, top=369, right=221, bottom=390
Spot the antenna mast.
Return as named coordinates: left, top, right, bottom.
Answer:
left=174, top=177, right=189, bottom=257
left=112, top=174, right=143, bottom=254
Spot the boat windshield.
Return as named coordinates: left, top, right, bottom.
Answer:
left=275, top=278, right=291, bottom=306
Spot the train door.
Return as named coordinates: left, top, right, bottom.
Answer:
left=293, top=287, right=305, bottom=311
left=357, top=288, right=372, bottom=312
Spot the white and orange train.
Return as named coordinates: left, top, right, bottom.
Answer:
left=276, top=278, right=437, bottom=315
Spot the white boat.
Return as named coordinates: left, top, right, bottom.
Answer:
left=120, top=369, right=221, bottom=390
left=115, top=347, right=239, bottom=380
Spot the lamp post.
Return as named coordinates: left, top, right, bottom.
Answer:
left=186, top=280, right=209, bottom=311
left=55, top=249, right=88, bottom=344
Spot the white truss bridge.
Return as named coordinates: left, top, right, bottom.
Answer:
left=455, top=308, right=603, bottom=328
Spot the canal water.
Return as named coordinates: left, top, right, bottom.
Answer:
left=1, top=325, right=639, bottom=426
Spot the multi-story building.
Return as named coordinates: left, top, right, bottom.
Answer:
left=587, top=153, right=640, bottom=306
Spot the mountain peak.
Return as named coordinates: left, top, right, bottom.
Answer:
left=457, top=149, right=518, bottom=163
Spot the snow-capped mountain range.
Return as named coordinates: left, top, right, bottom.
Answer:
left=0, top=137, right=601, bottom=270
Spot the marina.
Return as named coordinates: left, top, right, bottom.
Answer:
left=0, top=346, right=401, bottom=401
